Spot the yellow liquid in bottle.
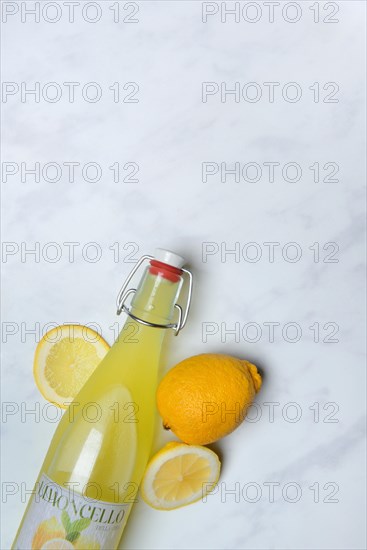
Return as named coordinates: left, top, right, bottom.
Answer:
left=13, top=270, right=182, bottom=550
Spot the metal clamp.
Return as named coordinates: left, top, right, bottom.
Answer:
left=116, top=255, right=193, bottom=336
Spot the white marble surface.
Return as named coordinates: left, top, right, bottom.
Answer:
left=1, top=1, right=366, bottom=549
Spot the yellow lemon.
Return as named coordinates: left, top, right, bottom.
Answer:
left=41, top=538, right=74, bottom=550
left=32, top=517, right=65, bottom=549
left=157, top=354, right=262, bottom=445
left=34, top=325, right=110, bottom=408
left=141, top=442, right=220, bottom=510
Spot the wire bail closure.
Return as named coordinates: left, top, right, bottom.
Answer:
left=116, top=255, right=193, bottom=336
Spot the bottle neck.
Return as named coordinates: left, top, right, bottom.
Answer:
left=129, top=267, right=183, bottom=327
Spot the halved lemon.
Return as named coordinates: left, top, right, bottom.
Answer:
left=141, top=442, right=221, bottom=510
left=34, top=324, right=110, bottom=408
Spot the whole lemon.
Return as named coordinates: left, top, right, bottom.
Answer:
left=157, top=354, right=262, bottom=445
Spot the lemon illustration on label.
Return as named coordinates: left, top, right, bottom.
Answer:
left=41, top=540, right=74, bottom=550
left=32, top=510, right=98, bottom=550
left=32, top=517, right=65, bottom=549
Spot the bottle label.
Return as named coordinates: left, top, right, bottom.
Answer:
left=13, top=473, right=130, bottom=550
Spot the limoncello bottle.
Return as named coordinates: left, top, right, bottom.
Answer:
left=13, top=249, right=192, bottom=550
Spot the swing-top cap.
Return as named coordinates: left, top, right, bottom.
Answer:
left=154, top=248, right=186, bottom=269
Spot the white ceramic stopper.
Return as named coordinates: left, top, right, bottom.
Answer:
left=154, top=248, right=186, bottom=269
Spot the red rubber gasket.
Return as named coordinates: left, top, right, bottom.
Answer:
left=149, top=259, right=182, bottom=282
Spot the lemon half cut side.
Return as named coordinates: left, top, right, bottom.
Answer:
left=33, top=324, right=110, bottom=408
left=141, top=442, right=221, bottom=510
